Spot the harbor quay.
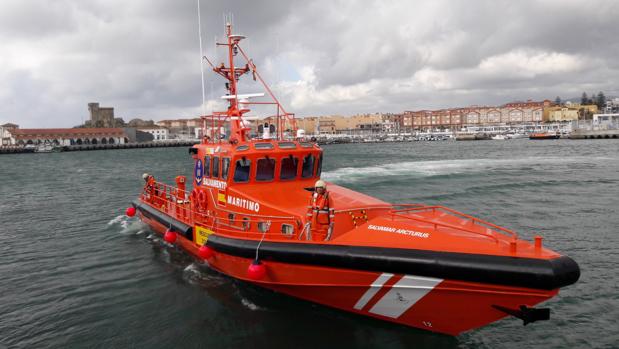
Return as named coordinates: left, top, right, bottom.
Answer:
left=0, top=140, right=199, bottom=154
left=2, top=99, right=619, bottom=154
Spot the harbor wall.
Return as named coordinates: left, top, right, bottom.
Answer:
left=0, top=140, right=199, bottom=154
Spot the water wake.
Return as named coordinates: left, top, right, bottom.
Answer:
left=182, top=263, right=226, bottom=286
left=108, top=215, right=148, bottom=236
left=322, top=156, right=612, bottom=183
left=107, top=215, right=129, bottom=229
left=240, top=297, right=264, bottom=311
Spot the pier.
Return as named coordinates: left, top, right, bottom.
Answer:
left=569, top=116, right=619, bottom=139
left=0, top=140, right=199, bottom=154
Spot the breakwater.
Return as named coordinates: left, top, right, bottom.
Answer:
left=0, top=140, right=199, bottom=154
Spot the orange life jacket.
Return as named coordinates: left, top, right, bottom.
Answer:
left=310, top=191, right=331, bottom=225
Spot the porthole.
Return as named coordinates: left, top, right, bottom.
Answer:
left=281, top=224, right=294, bottom=236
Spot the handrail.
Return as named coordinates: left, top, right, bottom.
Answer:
left=389, top=212, right=500, bottom=243
left=390, top=205, right=518, bottom=240
left=329, top=202, right=517, bottom=243
left=333, top=205, right=391, bottom=214
left=144, top=181, right=298, bottom=221
left=141, top=181, right=303, bottom=238
left=141, top=181, right=518, bottom=244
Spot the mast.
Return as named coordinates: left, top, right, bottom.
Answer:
left=212, top=22, right=250, bottom=144
left=203, top=21, right=297, bottom=144
left=197, top=0, right=207, bottom=136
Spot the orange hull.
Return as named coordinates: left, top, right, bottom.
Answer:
left=138, top=205, right=572, bottom=335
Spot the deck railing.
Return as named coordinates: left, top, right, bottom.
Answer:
left=140, top=182, right=518, bottom=243
left=141, top=181, right=301, bottom=240
left=388, top=204, right=518, bottom=242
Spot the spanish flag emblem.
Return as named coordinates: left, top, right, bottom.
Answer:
left=218, top=191, right=226, bottom=205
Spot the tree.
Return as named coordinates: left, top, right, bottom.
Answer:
left=596, top=91, right=606, bottom=109
left=581, top=92, right=588, bottom=105
left=554, top=96, right=562, bottom=105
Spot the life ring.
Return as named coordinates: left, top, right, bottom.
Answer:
left=198, top=190, right=208, bottom=211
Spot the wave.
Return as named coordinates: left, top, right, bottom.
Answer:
left=107, top=215, right=129, bottom=229
left=322, top=156, right=613, bottom=183
left=240, top=297, right=264, bottom=311
left=108, top=214, right=148, bottom=236
left=182, top=263, right=228, bottom=287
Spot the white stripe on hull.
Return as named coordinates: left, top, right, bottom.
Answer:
left=368, top=275, right=442, bottom=318
left=353, top=273, right=394, bottom=310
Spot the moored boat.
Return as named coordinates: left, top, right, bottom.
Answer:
left=129, top=22, right=579, bottom=336
left=529, top=132, right=560, bottom=140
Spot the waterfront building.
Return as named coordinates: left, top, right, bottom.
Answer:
left=543, top=106, right=580, bottom=122
left=296, top=116, right=319, bottom=135
left=561, top=102, right=599, bottom=115
left=1, top=123, right=19, bottom=146
left=404, top=100, right=550, bottom=130
left=603, top=98, right=619, bottom=113
left=156, top=118, right=202, bottom=139
left=592, top=113, right=619, bottom=126
left=6, top=127, right=128, bottom=146
left=318, top=118, right=337, bottom=135
left=138, top=126, right=169, bottom=141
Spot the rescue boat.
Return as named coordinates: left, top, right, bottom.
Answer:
left=129, top=23, right=579, bottom=336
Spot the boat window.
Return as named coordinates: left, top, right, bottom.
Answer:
left=204, top=156, right=211, bottom=178
left=256, top=157, right=276, bottom=181
left=278, top=142, right=296, bottom=149
left=280, top=155, right=298, bottom=180
left=299, top=142, right=313, bottom=148
left=302, top=154, right=315, bottom=178
left=236, top=145, right=249, bottom=151
left=213, top=156, right=220, bottom=178
left=316, top=154, right=323, bottom=177
left=254, top=143, right=274, bottom=150
left=257, top=221, right=270, bottom=233
left=242, top=217, right=250, bottom=230
left=234, top=158, right=251, bottom=183
left=281, top=224, right=294, bottom=236
left=222, top=157, right=230, bottom=180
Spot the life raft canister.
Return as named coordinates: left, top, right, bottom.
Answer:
left=190, top=189, right=199, bottom=211
left=198, top=190, right=208, bottom=211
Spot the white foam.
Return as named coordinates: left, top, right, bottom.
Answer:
left=322, top=156, right=613, bottom=183
left=107, top=215, right=128, bottom=227
left=184, top=263, right=201, bottom=275
left=240, top=297, right=264, bottom=311
left=182, top=263, right=227, bottom=286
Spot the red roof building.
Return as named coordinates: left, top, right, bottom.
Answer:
left=7, top=128, right=128, bottom=146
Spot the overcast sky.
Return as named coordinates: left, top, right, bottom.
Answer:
left=1, top=0, right=618, bottom=128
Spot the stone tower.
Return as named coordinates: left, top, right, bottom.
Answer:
left=88, top=102, right=115, bottom=128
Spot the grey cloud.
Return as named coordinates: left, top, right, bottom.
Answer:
left=0, top=0, right=618, bottom=127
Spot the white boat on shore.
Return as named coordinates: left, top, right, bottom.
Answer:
left=34, top=144, right=62, bottom=153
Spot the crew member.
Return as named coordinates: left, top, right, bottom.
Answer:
left=308, top=180, right=332, bottom=237
left=143, top=173, right=157, bottom=202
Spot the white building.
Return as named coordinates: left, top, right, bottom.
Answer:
left=1, top=123, right=19, bottom=146
left=138, top=126, right=169, bottom=141
left=593, top=113, right=619, bottom=127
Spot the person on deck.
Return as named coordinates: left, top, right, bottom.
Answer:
left=142, top=173, right=157, bottom=202
left=308, top=180, right=333, bottom=238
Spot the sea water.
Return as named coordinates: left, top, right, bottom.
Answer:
left=1, top=139, right=617, bottom=348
